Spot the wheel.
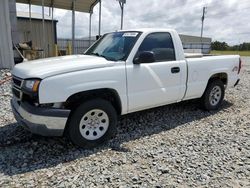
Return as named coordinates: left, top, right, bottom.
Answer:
left=201, top=79, right=225, bottom=111
left=67, top=99, right=117, bottom=148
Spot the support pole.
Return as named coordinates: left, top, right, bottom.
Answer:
left=51, top=6, right=54, bottom=35
left=29, top=1, right=32, bottom=39
left=118, top=0, right=126, bottom=30
left=72, top=0, right=75, bottom=54
left=89, top=13, right=92, bottom=46
left=42, top=0, right=45, bottom=58
left=51, top=0, right=56, bottom=56
left=98, top=0, right=102, bottom=36
left=120, top=4, right=124, bottom=30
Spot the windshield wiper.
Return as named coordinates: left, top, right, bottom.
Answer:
left=90, top=52, right=101, bottom=57
left=90, top=52, right=116, bottom=61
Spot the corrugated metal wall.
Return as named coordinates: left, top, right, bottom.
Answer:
left=180, top=34, right=212, bottom=54
left=0, top=0, right=14, bottom=69
left=179, top=34, right=211, bottom=43
left=182, top=43, right=211, bottom=54
left=17, top=18, right=57, bottom=57
left=58, top=39, right=96, bottom=54
left=9, top=0, right=19, bottom=45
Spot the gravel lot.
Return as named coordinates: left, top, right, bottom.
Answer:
left=0, top=57, right=249, bottom=187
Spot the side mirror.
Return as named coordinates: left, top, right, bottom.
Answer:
left=133, top=51, right=155, bottom=64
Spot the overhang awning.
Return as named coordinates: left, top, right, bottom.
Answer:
left=16, top=0, right=99, bottom=13
left=15, top=0, right=103, bottom=55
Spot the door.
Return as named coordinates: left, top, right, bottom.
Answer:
left=126, top=32, right=186, bottom=112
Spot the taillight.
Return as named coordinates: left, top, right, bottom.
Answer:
left=238, top=58, right=242, bottom=74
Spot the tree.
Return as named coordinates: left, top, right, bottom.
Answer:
left=211, top=41, right=229, bottom=50
left=211, top=41, right=250, bottom=51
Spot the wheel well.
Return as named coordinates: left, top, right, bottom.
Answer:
left=209, top=73, right=228, bottom=85
left=65, top=88, right=122, bottom=115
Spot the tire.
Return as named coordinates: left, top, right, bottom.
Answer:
left=67, top=99, right=117, bottom=148
left=201, top=79, right=225, bottom=111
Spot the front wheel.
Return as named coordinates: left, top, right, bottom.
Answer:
left=67, top=99, right=117, bottom=148
left=201, top=79, right=225, bottom=111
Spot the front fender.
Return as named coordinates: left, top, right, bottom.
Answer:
left=38, top=66, right=128, bottom=114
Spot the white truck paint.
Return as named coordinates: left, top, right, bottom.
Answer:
left=11, top=28, right=241, bottom=144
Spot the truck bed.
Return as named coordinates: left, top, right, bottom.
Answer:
left=183, top=54, right=240, bottom=100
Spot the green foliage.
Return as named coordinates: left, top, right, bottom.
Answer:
left=211, top=41, right=250, bottom=51
left=211, top=41, right=229, bottom=50
left=231, top=43, right=250, bottom=51
left=210, top=50, right=250, bottom=56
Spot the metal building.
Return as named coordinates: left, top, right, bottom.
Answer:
left=16, top=0, right=101, bottom=55
left=16, top=12, right=57, bottom=57
left=0, top=0, right=102, bottom=69
left=180, top=34, right=212, bottom=54
left=0, top=0, right=14, bottom=69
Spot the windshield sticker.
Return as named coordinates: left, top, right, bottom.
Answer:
left=123, top=32, right=138, bottom=37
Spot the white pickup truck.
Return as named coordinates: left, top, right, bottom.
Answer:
left=11, top=29, right=241, bottom=148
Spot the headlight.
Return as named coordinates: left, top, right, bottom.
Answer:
left=23, top=79, right=41, bottom=92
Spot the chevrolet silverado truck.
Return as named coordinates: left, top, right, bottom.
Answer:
left=11, top=29, right=241, bottom=148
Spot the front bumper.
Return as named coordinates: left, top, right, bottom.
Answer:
left=11, top=98, right=70, bottom=136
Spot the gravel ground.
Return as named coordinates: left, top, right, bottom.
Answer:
left=0, top=58, right=249, bottom=187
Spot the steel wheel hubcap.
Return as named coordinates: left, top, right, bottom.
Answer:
left=209, top=86, right=222, bottom=106
left=79, top=109, right=109, bottom=140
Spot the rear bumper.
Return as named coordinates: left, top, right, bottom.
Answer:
left=11, top=98, right=70, bottom=136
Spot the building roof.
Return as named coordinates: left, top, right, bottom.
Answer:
left=16, top=0, right=99, bottom=13
left=17, top=11, right=55, bottom=21
left=180, top=34, right=211, bottom=43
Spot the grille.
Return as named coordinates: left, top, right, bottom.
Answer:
left=12, top=76, right=23, bottom=100
left=12, top=77, right=22, bottom=88
left=12, top=87, right=21, bottom=99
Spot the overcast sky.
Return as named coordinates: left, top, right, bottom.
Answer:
left=17, top=0, right=250, bottom=45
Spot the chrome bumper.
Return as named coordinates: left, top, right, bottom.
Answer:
left=11, top=98, right=70, bottom=136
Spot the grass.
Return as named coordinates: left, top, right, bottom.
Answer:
left=210, top=50, right=250, bottom=56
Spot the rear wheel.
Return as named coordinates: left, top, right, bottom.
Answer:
left=67, top=99, right=117, bottom=148
left=201, top=79, right=225, bottom=110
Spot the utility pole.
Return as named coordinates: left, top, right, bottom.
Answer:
left=98, top=0, right=102, bottom=36
left=117, top=0, right=126, bottom=30
left=200, top=6, right=207, bottom=53
left=72, top=0, right=75, bottom=54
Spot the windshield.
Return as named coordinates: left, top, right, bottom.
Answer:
left=85, top=31, right=141, bottom=61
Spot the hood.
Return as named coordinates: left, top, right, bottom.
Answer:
left=12, top=55, right=115, bottom=79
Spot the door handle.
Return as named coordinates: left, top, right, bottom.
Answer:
left=171, top=67, right=180, bottom=73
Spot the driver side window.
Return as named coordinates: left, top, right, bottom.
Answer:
left=137, top=32, right=176, bottom=62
